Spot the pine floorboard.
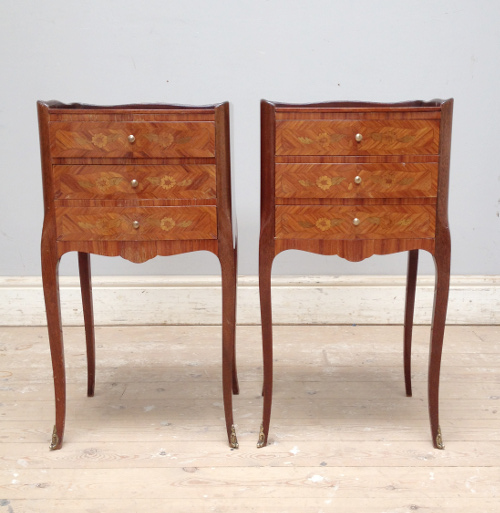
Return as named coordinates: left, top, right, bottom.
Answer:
left=0, top=325, right=499, bottom=512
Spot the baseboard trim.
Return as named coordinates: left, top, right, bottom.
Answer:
left=1, top=275, right=498, bottom=326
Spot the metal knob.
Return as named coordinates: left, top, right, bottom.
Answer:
left=354, top=176, right=362, bottom=184
left=353, top=218, right=360, bottom=226
left=355, top=133, right=363, bottom=142
left=128, top=134, right=136, bottom=143
left=132, top=220, right=140, bottom=229
left=130, top=179, right=139, bottom=188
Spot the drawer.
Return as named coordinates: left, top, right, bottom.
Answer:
left=56, top=206, right=217, bottom=241
left=276, top=119, right=439, bottom=156
left=49, top=121, right=215, bottom=158
left=276, top=163, right=437, bottom=199
left=275, top=205, right=435, bottom=240
left=54, top=164, right=216, bottom=200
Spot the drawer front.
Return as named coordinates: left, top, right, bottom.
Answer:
left=54, top=164, right=216, bottom=200
left=49, top=121, right=215, bottom=158
left=276, top=120, right=439, bottom=156
left=56, top=206, right=217, bottom=241
left=276, top=163, right=438, bottom=199
left=275, top=205, right=435, bottom=240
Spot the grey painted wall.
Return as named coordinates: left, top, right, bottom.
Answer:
left=1, top=0, right=499, bottom=276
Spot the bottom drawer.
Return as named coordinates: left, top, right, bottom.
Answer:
left=276, top=205, right=435, bottom=240
left=56, top=206, right=217, bottom=241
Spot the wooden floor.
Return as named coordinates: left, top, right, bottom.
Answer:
left=1, top=324, right=499, bottom=512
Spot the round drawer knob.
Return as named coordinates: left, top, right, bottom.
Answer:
left=355, top=133, right=363, bottom=142
left=354, top=175, right=362, bottom=184
left=130, top=179, right=139, bottom=188
left=353, top=218, right=360, bottom=226
left=132, top=220, right=140, bottom=229
left=128, top=134, right=136, bottom=143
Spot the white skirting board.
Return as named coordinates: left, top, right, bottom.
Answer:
left=0, top=275, right=498, bottom=326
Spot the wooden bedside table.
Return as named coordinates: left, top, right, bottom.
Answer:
left=258, top=99, right=453, bottom=449
left=38, top=101, right=239, bottom=450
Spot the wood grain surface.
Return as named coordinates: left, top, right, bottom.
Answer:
left=49, top=121, right=216, bottom=158
left=259, top=99, right=453, bottom=450
left=275, top=205, right=436, bottom=240
left=55, top=206, right=218, bottom=241
left=1, top=324, right=498, bottom=512
left=276, top=162, right=438, bottom=199
left=276, top=119, right=439, bottom=156
left=38, top=100, right=238, bottom=450
left=54, top=164, right=217, bottom=200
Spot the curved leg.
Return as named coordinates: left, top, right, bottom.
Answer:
left=231, top=242, right=239, bottom=395
left=220, top=248, right=238, bottom=448
left=41, top=233, right=65, bottom=450
left=257, top=245, right=274, bottom=448
left=404, top=250, right=419, bottom=397
left=78, top=252, right=96, bottom=397
left=428, top=243, right=450, bottom=449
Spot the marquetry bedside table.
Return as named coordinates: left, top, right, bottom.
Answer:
left=258, top=99, right=453, bottom=449
left=38, top=101, right=239, bottom=449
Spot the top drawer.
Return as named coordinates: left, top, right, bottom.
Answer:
left=49, top=121, right=216, bottom=158
left=276, top=119, right=439, bottom=156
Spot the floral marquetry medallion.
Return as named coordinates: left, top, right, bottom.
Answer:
left=146, top=175, right=194, bottom=190
left=91, top=133, right=112, bottom=148
left=159, top=216, right=193, bottom=232
left=298, top=175, right=346, bottom=191
left=94, top=176, right=123, bottom=192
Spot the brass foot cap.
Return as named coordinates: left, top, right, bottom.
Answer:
left=256, top=423, right=266, bottom=448
left=230, top=425, right=239, bottom=449
left=436, top=426, right=445, bottom=450
left=49, top=425, right=59, bottom=450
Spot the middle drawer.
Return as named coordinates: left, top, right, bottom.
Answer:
left=276, top=162, right=437, bottom=199
left=54, top=165, right=216, bottom=200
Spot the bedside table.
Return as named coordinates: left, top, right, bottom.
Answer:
left=258, top=99, right=453, bottom=449
left=38, top=101, right=239, bottom=450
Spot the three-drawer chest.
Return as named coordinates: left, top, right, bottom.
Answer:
left=38, top=101, right=239, bottom=449
left=258, top=99, right=453, bottom=449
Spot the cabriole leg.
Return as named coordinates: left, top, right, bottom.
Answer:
left=428, top=245, right=450, bottom=450
left=78, top=252, right=96, bottom=397
left=41, top=239, right=65, bottom=450
left=404, top=249, right=419, bottom=397
left=258, top=246, right=274, bottom=448
left=231, top=243, right=239, bottom=395
left=220, top=248, right=238, bottom=449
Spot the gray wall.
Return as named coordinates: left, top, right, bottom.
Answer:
left=1, top=0, right=499, bottom=277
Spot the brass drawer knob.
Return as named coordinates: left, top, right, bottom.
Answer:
left=355, top=133, right=363, bottom=142
left=132, top=220, right=140, bottom=229
left=353, top=218, right=360, bottom=226
left=128, top=134, right=136, bottom=143
left=354, top=175, right=362, bottom=184
left=130, top=179, right=139, bottom=188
